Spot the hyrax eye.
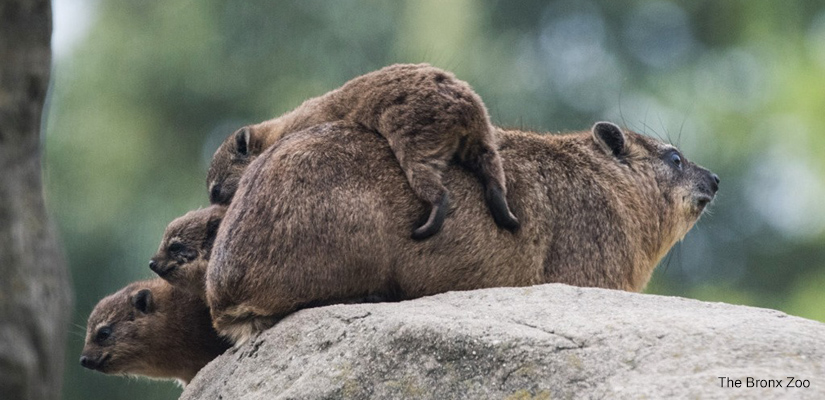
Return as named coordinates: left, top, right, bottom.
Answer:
left=668, top=151, right=682, bottom=170
left=95, top=326, right=112, bottom=343
left=209, top=184, right=222, bottom=204
left=168, top=243, right=185, bottom=253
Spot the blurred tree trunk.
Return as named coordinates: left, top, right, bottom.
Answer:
left=0, top=1, right=72, bottom=399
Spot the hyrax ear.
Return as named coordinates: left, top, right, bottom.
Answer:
left=592, top=121, right=626, bottom=158
left=235, top=127, right=251, bottom=156
left=131, top=289, right=155, bottom=314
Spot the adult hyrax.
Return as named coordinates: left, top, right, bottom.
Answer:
left=80, top=278, right=229, bottom=384
left=207, top=63, right=519, bottom=239
left=207, top=121, right=719, bottom=345
left=149, top=205, right=226, bottom=300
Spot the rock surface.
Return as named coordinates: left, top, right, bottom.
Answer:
left=181, top=284, right=825, bottom=400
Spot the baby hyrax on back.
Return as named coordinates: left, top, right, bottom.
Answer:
left=80, top=278, right=229, bottom=384
left=149, top=205, right=226, bottom=300
left=208, top=63, right=519, bottom=239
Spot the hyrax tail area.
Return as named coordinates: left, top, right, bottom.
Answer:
left=207, top=273, right=300, bottom=346
left=209, top=304, right=280, bottom=347
left=368, top=64, right=519, bottom=238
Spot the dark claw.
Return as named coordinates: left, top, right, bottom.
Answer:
left=411, top=192, right=449, bottom=240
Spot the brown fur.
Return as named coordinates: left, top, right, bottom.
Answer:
left=149, top=205, right=226, bottom=300
left=207, top=63, right=519, bottom=239
left=205, top=121, right=719, bottom=345
left=80, top=279, right=229, bottom=384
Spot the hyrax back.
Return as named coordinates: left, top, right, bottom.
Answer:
left=80, top=278, right=229, bottom=384
left=207, top=63, right=518, bottom=239
left=150, top=205, right=226, bottom=300
left=206, top=121, right=718, bottom=345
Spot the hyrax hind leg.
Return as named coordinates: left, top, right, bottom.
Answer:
left=385, top=122, right=519, bottom=239
left=391, top=135, right=453, bottom=240
left=460, top=137, right=520, bottom=231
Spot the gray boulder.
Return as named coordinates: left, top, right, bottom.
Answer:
left=181, top=284, right=825, bottom=399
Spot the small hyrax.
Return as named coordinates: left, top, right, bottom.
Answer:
left=149, top=205, right=226, bottom=300
left=80, top=278, right=229, bottom=384
left=206, top=121, right=720, bottom=345
left=207, top=63, right=519, bottom=239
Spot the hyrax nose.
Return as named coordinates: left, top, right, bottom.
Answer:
left=710, top=173, right=720, bottom=192
left=80, top=355, right=97, bottom=370
left=149, top=259, right=159, bottom=273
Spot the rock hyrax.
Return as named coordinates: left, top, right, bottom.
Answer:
left=149, top=205, right=226, bottom=300
left=80, top=278, right=229, bottom=384
left=207, top=63, right=519, bottom=239
left=206, top=121, right=719, bottom=345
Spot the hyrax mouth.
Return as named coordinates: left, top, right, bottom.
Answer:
left=692, top=170, right=719, bottom=213
left=695, top=194, right=713, bottom=210
left=80, top=352, right=111, bottom=372
left=97, top=353, right=112, bottom=371
left=149, top=259, right=177, bottom=278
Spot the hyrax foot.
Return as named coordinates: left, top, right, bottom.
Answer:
left=486, top=185, right=520, bottom=231
left=411, top=191, right=450, bottom=240
left=464, top=143, right=520, bottom=232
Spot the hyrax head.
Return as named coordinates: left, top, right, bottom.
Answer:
left=149, top=205, right=225, bottom=296
left=207, top=125, right=268, bottom=205
left=79, top=280, right=168, bottom=378
left=590, top=121, right=719, bottom=240
left=80, top=279, right=227, bottom=383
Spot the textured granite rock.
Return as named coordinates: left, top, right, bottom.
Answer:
left=182, top=284, right=825, bottom=400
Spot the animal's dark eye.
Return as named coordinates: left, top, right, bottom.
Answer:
left=95, top=326, right=112, bottom=343
left=168, top=243, right=185, bottom=253
left=668, top=151, right=682, bottom=170
left=209, top=183, right=222, bottom=204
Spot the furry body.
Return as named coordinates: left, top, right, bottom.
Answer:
left=206, top=122, right=719, bottom=344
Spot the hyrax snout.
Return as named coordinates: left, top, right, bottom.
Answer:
left=206, top=121, right=718, bottom=345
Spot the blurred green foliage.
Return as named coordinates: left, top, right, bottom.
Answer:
left=45, top=1, right=825, bottom=398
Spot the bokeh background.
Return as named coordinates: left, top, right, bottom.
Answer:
left=46, top=0, right=825, bottom=398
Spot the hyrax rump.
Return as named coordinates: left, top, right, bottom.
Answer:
left=207, top=63, right=519, bottom=239
left=149, top=205, right=226, bottom=300
left=80, top=278, right=229, bottom=384
left=207, top=121, right=719, bottom=345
